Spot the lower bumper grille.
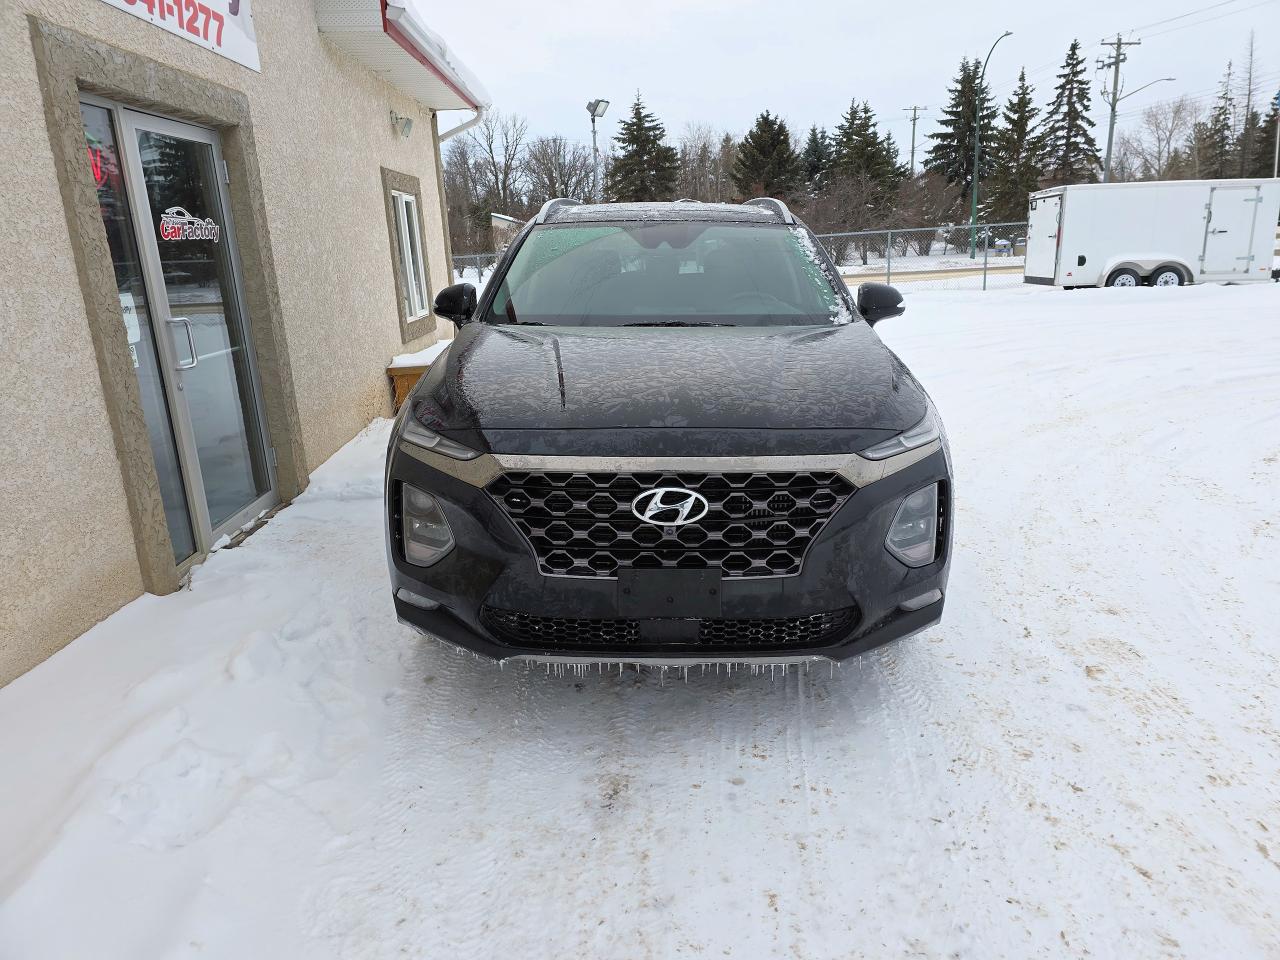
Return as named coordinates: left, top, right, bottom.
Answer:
left=480, top=606, right=859, bottom=653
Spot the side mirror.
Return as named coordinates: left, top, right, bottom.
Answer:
left=856, top=282, right=905, bottom=326
left=434, top=283, right=477, bottom=324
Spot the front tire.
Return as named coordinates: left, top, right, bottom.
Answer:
left=1149, top=266, right=1184, bottom=287
left=1106, top=268, right=1142, bottom=288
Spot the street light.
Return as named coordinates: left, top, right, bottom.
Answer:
left=586, top=99, right=609, bottom=200
left=970, top=30, right=1012, bottom=259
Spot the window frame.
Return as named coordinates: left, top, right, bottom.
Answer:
left=381, top=168, right=436, bottom=342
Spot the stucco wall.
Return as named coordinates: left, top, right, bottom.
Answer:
left=0, top=0, right=454, bottom=685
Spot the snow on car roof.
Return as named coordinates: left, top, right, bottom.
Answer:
left=544, top=201, right=784, bottom=224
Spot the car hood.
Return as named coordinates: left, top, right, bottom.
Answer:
left=410, top=323, right=928, bottom=456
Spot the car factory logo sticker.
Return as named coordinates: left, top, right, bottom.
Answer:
left=159, top=206, right=221, bottom=242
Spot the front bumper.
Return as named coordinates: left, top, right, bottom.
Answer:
left=386, top=441, right=951, bottom=664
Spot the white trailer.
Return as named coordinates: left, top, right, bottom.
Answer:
left=1024, top=178, right=1280, bottom=288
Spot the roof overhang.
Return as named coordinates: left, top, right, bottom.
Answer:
left=314, top=0, right=490, bottom=112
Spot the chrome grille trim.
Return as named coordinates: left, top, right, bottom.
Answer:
left=399, top=440, right=942, bottom=489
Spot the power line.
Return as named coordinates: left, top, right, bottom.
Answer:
left=1114, top=67, right=1280, bottom=119
left=1139, top=0, right=1277, bottom=39
left=1121, top=0, right=1243, bottom=36
left=992, top=0, right=1272, bottom=94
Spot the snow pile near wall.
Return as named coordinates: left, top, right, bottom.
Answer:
left=2, top=285, right=1279, bottom=959
left=389, top=339, right=450, bottom=370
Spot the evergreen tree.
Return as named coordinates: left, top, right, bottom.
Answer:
left=1237, top=107, right=1265, bottom=177
left=832, top=101, right=903, bottom=188
left=801, top=125, right=833, bottom=190
left=1247, top=100, right=1279, bottom=177
left=716, top=132, right=738, bottom=200
left=1198, top=65, right=1236, bottom=178
left=985, top=69, right=1045, bottom=222
left=878, top=130, right=905, bottom=188
left=1041, top=40, right=1101, bottom=185
left=605, top=94, right=679, bottom=202
left=731, top=111, right=802, bottom=197
left=832, top=101, right=874, bottom=177
left=923, top=59, right=997, bottom=199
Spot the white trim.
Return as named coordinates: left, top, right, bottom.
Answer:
left=391, top=189, right=430, bottom=320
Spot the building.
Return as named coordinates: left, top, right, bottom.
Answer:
left=0, top=0, right=489, bottom=685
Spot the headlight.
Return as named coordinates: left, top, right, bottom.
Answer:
left=401, top=484, right=455, bottom=566
left=885, top=483, right=939, bottom=567
left=861, top=405, right=940, bottom=461
left=402, top=415, right=481, bottom=461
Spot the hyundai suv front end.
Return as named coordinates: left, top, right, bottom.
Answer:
left=386, top=199, right=951, bottom=665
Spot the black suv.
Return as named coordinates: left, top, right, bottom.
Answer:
left=385, top=199, right=951, bottom=666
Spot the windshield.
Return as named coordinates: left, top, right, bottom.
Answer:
left=484, top=221, right=852, bottom=327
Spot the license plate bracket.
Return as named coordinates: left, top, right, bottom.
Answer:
left=617, top=568, right=723, bottom=618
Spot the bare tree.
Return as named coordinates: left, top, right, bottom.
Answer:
left=1110, top=132, right=1142, bottom=183
left=467, top=111, right=528, bottom=214
left=442, top=136, right=489, bottom=256
left=524, top=136, right=595, bottom=205
left=1236, top=31, right=1258, bottom=176
left=893, top=172, right=963, bottom=254
left=803, top=174, right=883, bottom=265
left=1116, top=97, right=1199, bottom=180
left=675, top=124, right=739, bottom=202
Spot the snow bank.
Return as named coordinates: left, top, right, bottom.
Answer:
left=2, top=284, right=1279, bottom=959
left=389, top=339, right=450, bottom=370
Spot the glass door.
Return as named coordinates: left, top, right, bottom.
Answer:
left=119, top=110, right=275, bottom=543
left=80, top=102, right=198, bottom=562
left=80, top=99, right=276, bottom=560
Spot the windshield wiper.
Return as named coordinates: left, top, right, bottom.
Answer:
left=622, top=321, right=732, bottom=327
left=500, top=300, right=546, bottom=325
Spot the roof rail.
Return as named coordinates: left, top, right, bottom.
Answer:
left=744, top=197, right=796, bottom=224
left=534, top=197, right=584, bottom=223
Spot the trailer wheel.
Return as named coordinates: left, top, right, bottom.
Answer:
left=1149, top=266, right=1184, bottom=287
left=1106, top=268, right=1142, bottom=287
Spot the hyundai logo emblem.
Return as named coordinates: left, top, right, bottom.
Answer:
left=631, top=487, right=709, bottom=526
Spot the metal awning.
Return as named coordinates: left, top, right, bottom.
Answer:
left=314, top=0, right=490, bottom=112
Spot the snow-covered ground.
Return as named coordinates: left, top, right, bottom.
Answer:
left=452, top=265, right=494, bottom=288
left=2, top=283, right=1279, bottom=959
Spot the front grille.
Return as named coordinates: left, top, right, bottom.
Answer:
left=481, top=606, right=859, bottom=652
left=488, top=471, right=855, bottom=578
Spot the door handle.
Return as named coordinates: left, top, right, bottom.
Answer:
left=168, top=317, right=198, bottom=369
left=1210, top=228, right=1229, bottom=235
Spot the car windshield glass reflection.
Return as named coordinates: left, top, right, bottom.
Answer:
left=485, top=222, right=851, bottom=328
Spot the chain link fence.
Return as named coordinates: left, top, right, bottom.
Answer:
left=815, top=222, right=1028, bottom=291
left=451, top=252, right=500, bottom=286
left=452, top=221, right=1030, bottom=292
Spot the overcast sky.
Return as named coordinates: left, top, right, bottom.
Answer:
left=431, top=0, right=1279, bottom=162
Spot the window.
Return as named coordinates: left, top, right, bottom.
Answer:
left=485, top=221, right=848, bottom=328
left=381, top=168, right=435, bottom=342
left=393, top=190, right=428, bottom=318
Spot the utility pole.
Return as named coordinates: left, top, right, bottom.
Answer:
left=1098, top=34, right=1142, bottom=183
left=903, top=105, right=928, bottom=176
